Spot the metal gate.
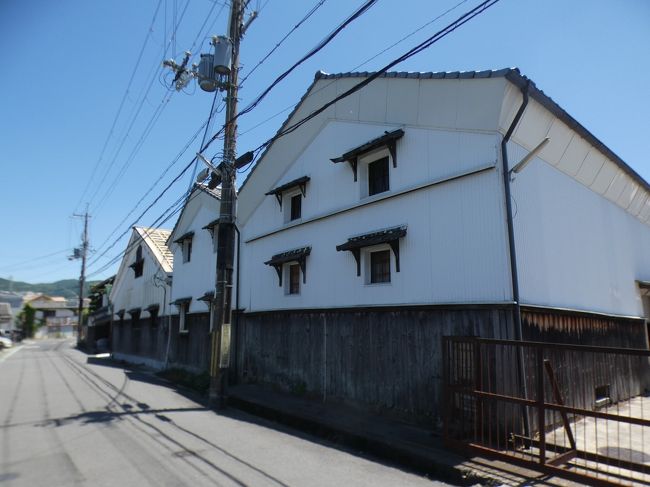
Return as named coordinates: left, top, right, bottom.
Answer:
left=443, top=337, right=650, bottom=486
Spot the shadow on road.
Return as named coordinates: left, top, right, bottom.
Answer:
left=80, top=354, right=469, bottom=485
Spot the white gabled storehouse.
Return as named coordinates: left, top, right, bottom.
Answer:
left=167, top=183, right=221, bottom=333
left=110, top=226, right=173, bottom=367
left=233, top=68, right=650, bottom=423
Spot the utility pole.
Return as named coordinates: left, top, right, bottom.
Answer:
left=209, top=0, right=244, bottom=409
left=72, top=207, right=90, bottom=346
left=162, top=0, right=254, bottom=408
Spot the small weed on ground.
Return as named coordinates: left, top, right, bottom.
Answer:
left=157, top=368, right=210, bottom=395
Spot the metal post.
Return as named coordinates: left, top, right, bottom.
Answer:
left=209, top=0, right=243, bottom=408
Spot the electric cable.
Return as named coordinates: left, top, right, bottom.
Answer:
left=238, top=0, right=329, bottom=87
left=236, top=0, right=378, bottom=120
left=87, top=0, right=191, bottom=212
left=251, top=0, right=501, bottom=155
left=236, top=0, right=472, bottom=145
left=87, top=0, right=499, bottom=278
left=74, top=0, right=164, bottom=213
left=87, top=185, right=204, bottom=278
left=0, top=249, right=72, bottom=272
left=195, top=0, right=379, bottom=160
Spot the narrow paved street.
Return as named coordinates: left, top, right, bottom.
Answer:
left=0, top=340, right=449, bottom=487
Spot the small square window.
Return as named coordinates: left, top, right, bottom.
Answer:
left=288, top=263, right=300, bottom=295
left=290, top=194, right=302, bottom=221
left=368, top=156, right=389, bottom=196
left=370, top=249, right=391, bottom=284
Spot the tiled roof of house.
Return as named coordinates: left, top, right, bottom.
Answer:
left=135, top=227, right=173, bottom=273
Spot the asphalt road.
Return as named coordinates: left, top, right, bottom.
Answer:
left=0, top=339, right=452, bottom=487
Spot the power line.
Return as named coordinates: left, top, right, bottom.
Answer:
left=87, top=0, right=497, bottom=279
left=238, top=0, right=329, bottom=87
left=236, top=0, right=472, bottom=144
left=194, top=0, right=379, bottom=162
left=188, top=89, right=222, bottom=190
left=86, top=185, right=200, bottom=278
left=0, top=249, right=72, bottom=272
left=251, top=0, right=501, bottom=155
left=91, top=0, right=225, bottom=217
left=87, top=0, right=191, bottom=212
left=91, top=118, right=212, bottom=258
left=236, top=0, right=378, bottom=120
left=74, top=0, right=164, bottom=213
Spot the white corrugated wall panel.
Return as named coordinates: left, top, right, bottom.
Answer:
left=240, top=167, right=509, bottom=311
left=358, top=77, right=388, bottom=123
left=169, top=193, right=219, bottom=313
left=456, top=78, right=507, bottom=131
left=386, top=78, right=419, bottom=125
left=417, top=79, right=459, bottom=128
left=334, top=78, right=361, bottom=121
left=510, top=140, right=650, bottom=316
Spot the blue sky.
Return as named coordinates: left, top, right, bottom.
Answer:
left=0, top=0, right=648, bottom=284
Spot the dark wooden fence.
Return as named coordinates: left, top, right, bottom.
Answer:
left=235, top=305, right=648, bottom=426
left=111, top=312, right=211, bottom=373
left=235, top=305, right=516, bottom=425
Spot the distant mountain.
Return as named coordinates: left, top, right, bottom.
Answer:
left=0, top=278, right=100, bottom=299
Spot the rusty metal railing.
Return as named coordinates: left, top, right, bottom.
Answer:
left=443, top=337, right=650, bottom=486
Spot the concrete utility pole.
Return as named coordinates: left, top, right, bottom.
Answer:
left=209, top=0, right=244, bottom=408
left=73, top=208, right=90, bottom=345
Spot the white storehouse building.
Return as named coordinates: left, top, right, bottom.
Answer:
left=110, top=226, right=173, bottom=367
left=233, top=68, right=650, bottom=423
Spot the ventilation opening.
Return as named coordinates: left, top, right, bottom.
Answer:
left=595, top=384, right=611, bottom=408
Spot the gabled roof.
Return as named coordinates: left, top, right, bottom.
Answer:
left=135, top=227, right=173, bottom=273
left=167, top=183, right=221, bottom=246
left=239, top=68, right=649, bottom=197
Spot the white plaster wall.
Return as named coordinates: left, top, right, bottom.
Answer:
left=509, top=140, right=650, bottom=316
left=499, top=84, right=650, bottom=228
left=169, top=191, right=219, bottom=314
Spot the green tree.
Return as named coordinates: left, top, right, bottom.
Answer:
left=17, top=303, right=37, bottom=338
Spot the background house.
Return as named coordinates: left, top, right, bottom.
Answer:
left=110, top=226, right=173, bottom=369
left=165, top=183, right=221, bottom=373
left=84, top=275, right=115, bottom=352
left=25, top=294, right=88, bottom=338
left=234, top=68, right=650, bottom=425
left=107, top=185, right=222, bottom=374
left=0, top=303, right=12, bottom=331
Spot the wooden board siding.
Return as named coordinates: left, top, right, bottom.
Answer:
left=521, top=307, right=650, bottom=434
left=111, top=312, right=210, bottom=373
left=235, top=305, right=516, bottom=425
left=521, top=307, right=647, bottom=348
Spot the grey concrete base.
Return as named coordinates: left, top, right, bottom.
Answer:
left=112, top=352, right=165, bottom=370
